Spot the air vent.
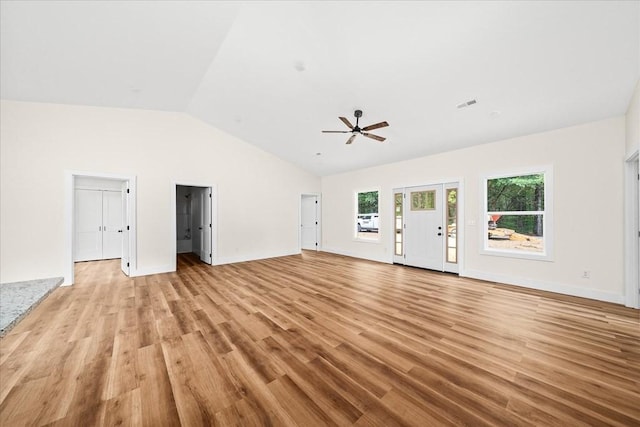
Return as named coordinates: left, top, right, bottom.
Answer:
left=457, top=99, right=477, bottom=109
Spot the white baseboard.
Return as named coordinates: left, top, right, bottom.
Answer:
left=463, top=269, right=625, bottom=304
left=130, top=250, right=303, bottom=277
left=132, top=264, right=173, bottom=277
left=321, top=247, right=392, bottom=265
left=214, top=249, right=301, bottom=266
left=128, top=253, right=623, bottom=305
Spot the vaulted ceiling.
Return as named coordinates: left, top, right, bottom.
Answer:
left=1, top=1, right=638, bottom=175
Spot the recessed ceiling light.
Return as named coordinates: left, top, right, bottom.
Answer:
left=294, top=61, right=306, bottom=72
left=489, top=110, right=501, bottom=118
left=315, top=152, right=322, bottom=156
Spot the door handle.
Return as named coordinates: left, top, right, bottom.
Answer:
left=118, top=230, right=123, bottom=233
left=198, top=227, right=203, bottom=230
left=437, top=232, right=442, bottom=236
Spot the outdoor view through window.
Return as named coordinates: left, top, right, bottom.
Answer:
left=486, top=173, right=545, bottom=254
left=357, top=190, right=379, bottom=240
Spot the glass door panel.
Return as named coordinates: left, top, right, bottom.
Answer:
left=446, top=188, right=457, bottom=264
left=394, top=192, right=403, bottom=256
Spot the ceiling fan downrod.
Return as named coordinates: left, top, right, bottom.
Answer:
left=353, top=110, right=363, bottom=132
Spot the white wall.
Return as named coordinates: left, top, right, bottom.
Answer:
left=0, top=100, right=320, bottom=283
left=626, top=79, right=640, bottom=157
left=322, top=117, right=626, bottom=303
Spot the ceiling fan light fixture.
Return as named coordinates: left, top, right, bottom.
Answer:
left=321, top=110, right=389, bottom=144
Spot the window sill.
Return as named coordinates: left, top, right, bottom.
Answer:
left=354, top=237, right=381, bottom=244
left=480, top=248, right=553, bottom=262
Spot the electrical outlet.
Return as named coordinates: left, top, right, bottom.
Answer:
left=582, top=271, right=591, bottom=279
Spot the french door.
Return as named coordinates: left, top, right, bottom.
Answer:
left=393, top=183, right=459, bottom=273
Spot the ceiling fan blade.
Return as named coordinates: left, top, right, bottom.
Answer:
left=322, top=130, right=350, bottom=133
left=362, top=132, right=386, bottom=142
left=361, top=121, right=389, bottom=131
left=339, top=117, right=354, bottom=129
left=345, top=134, right=357, bottom=145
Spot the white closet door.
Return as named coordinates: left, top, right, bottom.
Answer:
left=102, top=190, right=122, bottom=259
left=75, top=189, right=103, bottom=262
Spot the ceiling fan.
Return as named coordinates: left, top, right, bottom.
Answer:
left=322, top=110, right=389, bottom=144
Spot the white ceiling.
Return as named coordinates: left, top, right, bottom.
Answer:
left=2, top=1, right=638, bottom=176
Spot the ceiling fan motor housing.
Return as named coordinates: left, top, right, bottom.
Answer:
left=354, top=110, right=363, bottom=118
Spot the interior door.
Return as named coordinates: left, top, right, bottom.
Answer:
left=192, top=188, right=202, bottom=258
left=75, top=189, right=103, bottom=262
left=200, top=188, right=213, bottom=264
left=121, top=182, right=130, bottom=275
left=301, top=195, right=318, bottom=250
left=404, top=184, right=444, bottom=271
left=102, top=190, right=122, bottom=259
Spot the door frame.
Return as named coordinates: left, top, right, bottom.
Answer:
left=64, top=170, right=137, bottom=285
left=391, top=178, right=464, bottom=274
left=624, top=151, right=639, bottom=308
left=170, top=181, right=217, bottom=270
left=300, top=193, right=321, bottom=251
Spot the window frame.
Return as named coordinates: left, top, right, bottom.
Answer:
left=355, top=188, right=381, bottom=242
left=481, top=166, right=553, bottom=261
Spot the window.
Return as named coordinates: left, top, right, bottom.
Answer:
left=356, top=190, right=379, bottom=240
left=483, top=168, right=553, bottom=260
left=410, top=190, right=435, bottom=210
left=446, top=188, right=457, bottom=263
left=394, top=192, right=403, bottom=255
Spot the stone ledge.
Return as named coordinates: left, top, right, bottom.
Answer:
left=0, top=277, right=64, bottom=337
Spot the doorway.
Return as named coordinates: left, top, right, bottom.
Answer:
left=65, top=171, right=136, bottom=285
left=300, top=194, right=321, bottom=251
left=74, top=177, right=125, bottom=262
left=393, top=182, right=460, bottom=273
left=172, top=184, right=215, bottom=269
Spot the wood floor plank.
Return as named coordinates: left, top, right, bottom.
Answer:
left=0, top=252, right=638, bottom=426
left=0, top=330, right=29, bottom=365
left=219, top=348, right=297, bottom=426
left=0, top=376, right=49, bottom=426
left=267, top=374, right=338, bottom=427
left=161, top=336, right=217, bottom=426
left=102, top=388, right=143, bottom=427
left=259, top=336, right=363, bottom=425
left=137, top=343, right=181, bottom=427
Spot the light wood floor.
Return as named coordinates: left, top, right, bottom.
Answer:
left=1, top=252, right=639, bottom=426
